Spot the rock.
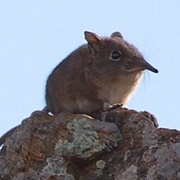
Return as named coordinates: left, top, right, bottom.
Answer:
left=0, top=108, right=179, bottom=180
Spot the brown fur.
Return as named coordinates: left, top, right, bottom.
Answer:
left=0, top=31, right=158, bottom=146
left=46, top=31, right=158, bottom=115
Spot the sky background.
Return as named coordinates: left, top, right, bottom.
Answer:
left=0, top=1, right=180, bottom=136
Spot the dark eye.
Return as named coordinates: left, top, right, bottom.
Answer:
left=110, top=51, right=122, bottom=61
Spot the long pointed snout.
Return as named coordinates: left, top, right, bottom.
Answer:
left=141, top=60, right=158, bottom=73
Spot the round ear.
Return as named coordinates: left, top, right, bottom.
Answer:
left=84, top=31, right=101, bottom=44
left=84, top=31, right=102, bottom=57
left=111, top=32, right=123, bottom=39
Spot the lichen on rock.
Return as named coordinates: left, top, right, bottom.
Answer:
left=0, top=108, right=179, bottom=180
left=55, top=117, right=106, bottom=160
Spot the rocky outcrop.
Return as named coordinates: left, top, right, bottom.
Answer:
left=0, top=108, right=180, bottom=180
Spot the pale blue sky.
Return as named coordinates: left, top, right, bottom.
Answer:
left=0, top=1, right=180, bottom=136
